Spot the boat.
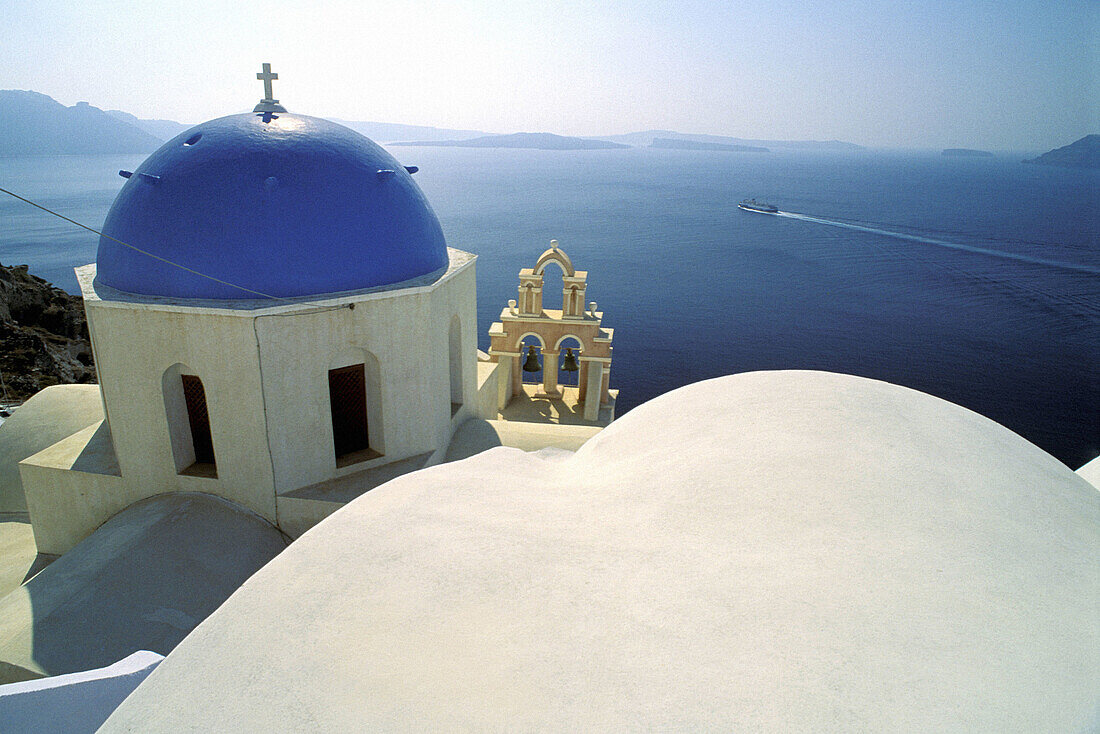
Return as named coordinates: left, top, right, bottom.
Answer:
left=738, top=198, right=779, bottom=214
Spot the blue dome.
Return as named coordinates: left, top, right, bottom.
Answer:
left=96, top=112, right=448, bottom=299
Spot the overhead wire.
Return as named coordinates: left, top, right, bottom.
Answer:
left=0, top=185, right=286, bottom=301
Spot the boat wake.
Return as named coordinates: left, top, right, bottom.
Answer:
left=776, top=211, right=1100, bottom=276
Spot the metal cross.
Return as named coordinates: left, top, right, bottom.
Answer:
left=257, top=63, right=278, bottom=101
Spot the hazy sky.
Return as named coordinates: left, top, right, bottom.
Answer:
left=1, top=0, right=1096, bottom=149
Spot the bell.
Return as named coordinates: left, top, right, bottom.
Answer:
left=561, top=347, right=579, bottom=372
left=521, top=345, right=541, bottom=372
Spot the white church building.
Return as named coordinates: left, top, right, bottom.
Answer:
left=17, top=68, right=615, bottom=555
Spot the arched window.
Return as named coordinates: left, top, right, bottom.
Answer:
left=555, top=336, right=584, bottom=388
left=537, top=260, right=568, bottom=312
left=162, top=365, right=216, bottom=477
left=533, top=245, right=575, bottom=313
left=518, top=334, right=546, bottom=385
left=328, top=349, right=384, bottom=467
left=449, top=316, right=463, bottom=416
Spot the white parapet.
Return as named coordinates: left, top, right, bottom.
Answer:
left=1076, top=454, right=1100, bottom=489
left=0, top=650, right=163, bottom=734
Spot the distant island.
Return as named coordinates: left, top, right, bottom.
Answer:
left=651, top=138, right=768, bottom=153
left=331, top=119, right=490, bottom=144
left=942, top=148, right=993, bottom=157
left=390, top=132, right=629, bottom=150
left=594, top=130, right=864, bottom=151
left=1023, top=135, right=1100, bottom=169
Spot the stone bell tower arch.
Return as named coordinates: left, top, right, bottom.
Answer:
left=488, top=241, right=615, bottom=423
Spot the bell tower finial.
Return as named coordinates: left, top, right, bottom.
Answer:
left=253, top=63, right=288, bottom=113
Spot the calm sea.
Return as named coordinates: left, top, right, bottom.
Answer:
left=1, top=148, right=1097, bottom=467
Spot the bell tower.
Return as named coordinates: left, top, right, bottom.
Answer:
left=488, top=241, right=615, bottom=423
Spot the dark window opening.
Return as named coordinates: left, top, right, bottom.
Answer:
left=181, top=374, right=216, bottom=476
left=329, top=364, right=380, bottom=467
left=449, top=317, right=463, bottom=417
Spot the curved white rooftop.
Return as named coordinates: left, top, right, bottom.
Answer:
left=0, top=492, right=287, bottom=682
left=0, top=385, right=103, bottom=514
left=102, top=371, right=1099, bottom=731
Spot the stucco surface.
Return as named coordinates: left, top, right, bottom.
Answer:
left=445, top=418, right=601, bottom=462
left=1078, top=454, right=1100, bottom=488
left=0, top=650, right=162, bottom=733
left=102, top=371, right=1099, bottom=732
left=0, top=492, right=286, bottom=683
left=36, top=250, right=477, bottom=549
left=0, top=520, right=39, bottom=600
left=0, top=384, right=103, bottom=513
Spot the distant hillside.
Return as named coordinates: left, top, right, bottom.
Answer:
left=0, top=90, right=163, bottom=155
left=332, top=119, right=490, bottom=143
left=1, top=91, right=869, bottom=155
left=390, top=132, right=629, bottom=150
left=106, top=110, right=192, bottom=141
left=651, top=138, right=768, bottom=153
left=596, top=130, right=864, bottom=151
left=1024, top=135, right=1100, bottom=169
left=943, top=148, right=993, bottom=157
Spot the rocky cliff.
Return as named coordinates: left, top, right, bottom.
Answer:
left=0, top=263, right=95, bottom=401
